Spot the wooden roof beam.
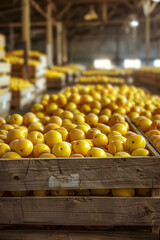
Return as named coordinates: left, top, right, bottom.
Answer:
left=102, top=0, right=107, bottom=23
left=30, top=0, right=47, bottom=18
left=58, top=3, right=72, bottom=20
left=66, top=0, right=139, bottom=4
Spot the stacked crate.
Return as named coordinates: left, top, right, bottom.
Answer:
left=29, top=52, right=47, bottom=98
left=0, top=34, right=12, bottom=117
left=0, top=119, right=160, bottom=239
left=134, top=67, right=160, bottom=93
left=4, top=51, right=47, bottom=110
left=46, top=69, right=66, bottom=89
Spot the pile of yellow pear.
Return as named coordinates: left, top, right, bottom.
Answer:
left=46, top=69, right=65, bottom=79
left=10, top=77, right=33, bottom=91
left=0, top=83, right=159, bottom=198
left=134, top=112, right=160, bottom=150
left=3, top=56, right=41, bottom=67
left=78, top=75, right=124, bottom=83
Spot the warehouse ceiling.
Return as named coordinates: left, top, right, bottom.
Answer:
left=0, top=0, right=160, bottom=40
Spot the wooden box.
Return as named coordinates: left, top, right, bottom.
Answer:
left=0, top=75, right=10, bottom=93
left=11, top=64, right=46, bottom=79
left=0, top=91, right=11, bottom=117
left=0, top=120, right=160, bottom=239
left=47, top=76, right=66, bottom=89
left=0, top=34, right=5, bottom=47
left=0, top=50, right=5, bottom=60
left=0, top=62, right=11, bottom=74
left=11, top=85, right=35, bottom=111
left=34, top=77, right=47, bottom=95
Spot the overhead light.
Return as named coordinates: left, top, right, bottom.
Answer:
left=130, top=20, right=139, bottom=28
left=84, top=6, right=98, bottom=21
left=152, top=0, right=160, bottom=2
left=94, top=59, right=112, bottom=70
left=124, top=59, right=141, bottom=69
left=153, top=59, right=160, bottom=67
left=129, top=14, right=139, bottom=28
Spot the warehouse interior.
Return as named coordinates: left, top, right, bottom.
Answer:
left=1, top=1, right=160, bottom=240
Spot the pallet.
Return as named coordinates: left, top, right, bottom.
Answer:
left=11, top=85, right=35, bottom=111
left=0, top=120, right=160, bottom=239
left=0, top=91, right=11, bottom=117
left=0, top=62, right=11, bottom=73
left=47, top=76, right=66, bottom=89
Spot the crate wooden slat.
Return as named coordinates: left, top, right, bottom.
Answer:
left=0, top=34, right=5, bottom=47
left=47, top=76, right=66, bottom=89
left=0, top=50, right=5, bottom=60
left=0, top=92, right=11, bottom=117
left=34, top=77, right=47, bottom=95
left=0, top=62, right=11, bottom=73
left=130, top=119, right=160, bottom=156
left=11, top=64, right=45, bottom=78
left=0, top=196, right=160, bottom=226
left=11, top=85, right=35, bottom=110
left=0, top=156, right=160, bottom=191
left=0, top=75, right=10, bottom=92
left=0, top=230, right=157, bottom=240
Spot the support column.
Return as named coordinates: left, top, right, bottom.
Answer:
left=46, top=0, right=53, bottom=68
left=62, top=26, right=68, bottom=64
left=57, top=22, right=63, bottom=65
left=9, top=27, right=14, bottom=51
left=145, top=14, right=150, bottom=65
left=132, top=27, right=137, bottom=58
left=22, top=0, right=31, bottom=52
left=21, top=0, right=30, bottom=79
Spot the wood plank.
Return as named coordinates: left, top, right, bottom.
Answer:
left=0, top=230, right=158, bottom=240
left=0, top=157, right=160, bottom=191
left=0, top=197, right=160, bottom=226
left=0, top=75, right=10, bottom=89
left=0, top=62, right=11, bottom=73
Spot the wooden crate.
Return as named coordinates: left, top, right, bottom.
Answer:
left=47, top=76, right=66, bottom=89
left=0, top=91, right=11, bottom=117
left=11, top=64, right=46, bottom=78
left=0, top=62, right=11, bottom=74
left=0, top=50, right=5, bottom=60
left=11, top=85, right=35, bottom=111
left=131, top=119, right=160, bottom=156
left=0, top=34, right=5, bottom=47
left=0, top=120, right=160, bottom=239
left=0, top=75, right=10, bottom=93
left=34, top=77, right=47, bottom=95
left=0, top=229, right=157, bottom=240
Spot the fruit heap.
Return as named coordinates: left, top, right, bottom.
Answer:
left=3, top=56, right=41, bottom=67
left=52, top=66, right=72, bottom=74
left=134, top=110, right=160, bottom=151
left=83, top=69, right=127, bottom=76
left=77, top=75, right=124, bottom=84
left=6, top=50, right=46, bottom=58
left=10, top=77, right=33, bottom=91
left=65, top=64, right=85, bottom=74
left=46, top=69, right=65, bottom=79
left=0, top=83, right=158, bottom=198
left=0, top=84, right=155, bottom=159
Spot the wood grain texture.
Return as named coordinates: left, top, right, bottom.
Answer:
left=0, top=157, right=160, bottom=191
left=0, top=197, right=160, bottom=226
left=0, top=230, right=158, bottom=240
